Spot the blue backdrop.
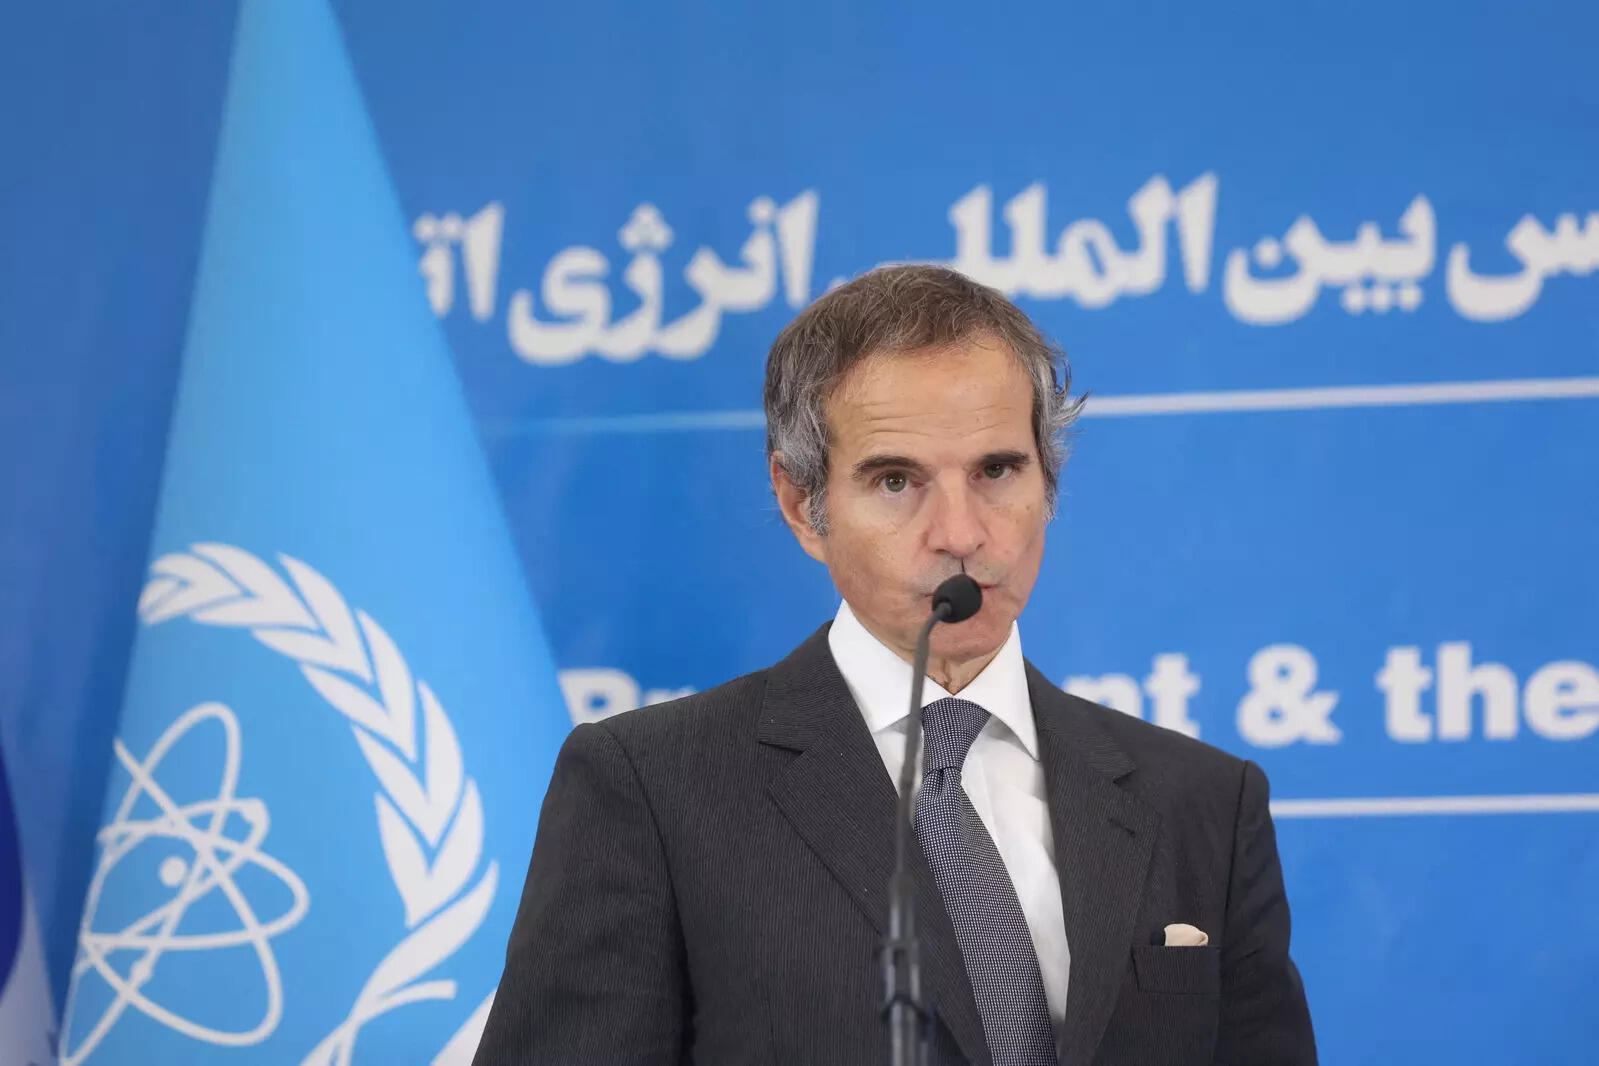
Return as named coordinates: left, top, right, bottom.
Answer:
left=2, top=2, right=1596, bottom=1063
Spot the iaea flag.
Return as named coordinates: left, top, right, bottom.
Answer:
left=58, top=0, right=568, bottom=1062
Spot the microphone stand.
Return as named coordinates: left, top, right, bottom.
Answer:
left=881, top=602, right=949, bottom=1066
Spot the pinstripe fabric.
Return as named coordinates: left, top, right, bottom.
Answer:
left=472, top=626, right=1318, bottom=1066
left=917, top=698, right=1058, bottom=1066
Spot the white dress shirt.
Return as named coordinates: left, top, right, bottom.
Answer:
left=828, top=600, right=1070, bottom=1044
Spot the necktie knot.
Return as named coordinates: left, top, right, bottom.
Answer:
left=920, top=697, right=989, bottom=774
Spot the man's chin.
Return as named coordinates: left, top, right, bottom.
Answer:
left=927, top=619, right=1010, bottom=665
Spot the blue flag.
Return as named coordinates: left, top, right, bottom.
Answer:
left=58, top=1, right=568, bottom=1062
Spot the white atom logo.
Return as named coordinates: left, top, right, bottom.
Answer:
left=61, top=701, right=310, bottom=1065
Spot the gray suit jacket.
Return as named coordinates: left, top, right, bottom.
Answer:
left=474, top=626, right=1317, bottom=1065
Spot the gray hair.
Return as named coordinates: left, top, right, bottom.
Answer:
left=764, top=264, right=1083, bottom=533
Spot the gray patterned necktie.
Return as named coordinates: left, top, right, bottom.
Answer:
left=916, top=697, right=1058, bottom=1066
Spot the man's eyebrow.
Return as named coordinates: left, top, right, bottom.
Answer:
left=977, top=449, right=1033, bottom=468
left=851, top=454, right=930, bottom=480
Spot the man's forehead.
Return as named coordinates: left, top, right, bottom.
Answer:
left=825, top=343, right=1035, bottom=456
left=833, top=335, right=1018, bottom=396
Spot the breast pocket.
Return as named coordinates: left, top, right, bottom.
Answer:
left=1131, top=944, right=1221, bottom=996
left=1099, top=945, right=1222, bottom=1065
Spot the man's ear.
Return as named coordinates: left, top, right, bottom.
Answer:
left=770, top=454, right=827, bottom=564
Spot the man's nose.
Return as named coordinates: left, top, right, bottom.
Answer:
left=924, top=478, right=985, bottom=558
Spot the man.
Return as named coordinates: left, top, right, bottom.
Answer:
left=475, top=265, right=1317, bottom=1065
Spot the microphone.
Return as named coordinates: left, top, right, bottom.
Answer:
left=881, top=574, right=982, bottom=1066
left=931, top=573, right=982, bottom=624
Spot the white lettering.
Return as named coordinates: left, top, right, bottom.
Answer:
left=557, top=669, right=699, bottom=725
left=1377, top=645, right=1435, bottom=742
left=1144, top=653, right=1202, bottom=739
left=1436, top=641, right=1519, bottom=740
left=1063, top=672, right=1142, bottom=716
left=1523, top=661, right=1599, bottom=740
left=1236, top=644, right=1341, bottom=747
left=1064, top=652, right=1202, bottom=738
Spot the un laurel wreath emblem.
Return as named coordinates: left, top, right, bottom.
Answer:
left=64, top=543, right=499, bottom=1066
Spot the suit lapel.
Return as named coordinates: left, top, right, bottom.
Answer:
left=759, top=627, right=991, bottom=1066
left=1027, top=663, right=1159, bottom=1066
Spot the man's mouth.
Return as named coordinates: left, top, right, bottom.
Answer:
left=920, top=580, right=1000, bottom=596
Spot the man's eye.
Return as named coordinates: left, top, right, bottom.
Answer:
left=983, top=463, right=1013, bottom=479
left=881, top=473, right=909, bottom=493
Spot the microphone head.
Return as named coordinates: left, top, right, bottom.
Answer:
left=932, top=575, right=983, bottom=623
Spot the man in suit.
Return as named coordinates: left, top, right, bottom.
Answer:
left=475, top=265, right=1317, bottom=1065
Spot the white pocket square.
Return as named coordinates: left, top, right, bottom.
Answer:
left=1162, top=922, right=1209, bottom=947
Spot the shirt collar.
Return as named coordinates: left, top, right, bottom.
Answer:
left=827, top=599, right=1039, bottom=759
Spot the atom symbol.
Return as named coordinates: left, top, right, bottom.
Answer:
left=61, top=702, right=310, bottom=1064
